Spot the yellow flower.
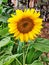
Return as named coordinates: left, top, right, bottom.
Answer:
left=8, top=9, right=43, bottom=42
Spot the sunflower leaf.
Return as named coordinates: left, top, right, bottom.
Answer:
left=30, top=60, right=43, bottom=65
left=3, top=54, right=22, bottom=65
left=0, top=27, right=9, bottom=37
left=0, top=37, right=10, bottom=48
left=32, top=38, right=49, bottom=52
left=26, top=48, right=42, bottom=64
left=2, top=0, right=8, bottom=3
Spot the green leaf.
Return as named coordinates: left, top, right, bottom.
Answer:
left=7, top=9, right=13, bottom=14
left=0, top=0, right=7, bottom=4
left=11, top=60, right=19, bottom=65
left=0, top=9, right=2, bottom=14
left=0, top=37, right=10, bottom=48
left=31, top=60, right=43, bottom=65
left=26, top=47, right=35, bottom=64
left=0, top=41, right=14, bottom=58
left=0, top=15, right=9, bottom=22
left=0, top=0, right=2, bottom=4
left=0, top=6, right=3, bottom=14
left=34, top=38, right=49, bottom=44
left=32, top=38, right=49, bottom=52
left=2, top=8, right=7, bottom=13
left=3, top=42, right=14, bottom=54
left=17, top=41, right=24, bottom=53
left=26, top=47, right=42, bottom=64
left=0, top=59, right=3, bottom=65
left=3, top=54, right=22, bottom=65
left=0, top=27, right=9, bottom=37
left=2, top=0, right=8, bottom=3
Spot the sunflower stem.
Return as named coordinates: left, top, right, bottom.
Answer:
left=23, top=49, right=25, bottom=65
left=15, top=58, right=22, bottom=65
left=25, top=44, right=30, bottom=60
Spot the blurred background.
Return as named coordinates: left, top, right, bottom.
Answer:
left=7, top=0, right=49, bottom=22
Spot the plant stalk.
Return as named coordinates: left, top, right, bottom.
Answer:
left=15, top=58, right=22, bottom=65
left=23, top=50, right=25, bottom=65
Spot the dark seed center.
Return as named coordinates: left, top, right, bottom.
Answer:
left=23, top=22, right=28, bottom=27
left=17, top=17, right=34, bottom=34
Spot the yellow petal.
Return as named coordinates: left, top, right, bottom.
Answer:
left=16, top=9, right=23, bottom=15
left=34, top=18, right=43, bottom=23
left=8, top=23, right=17, bottom=28
left=14, top=30, right=19, bottom=37
left=31, top=9, right=35, bottom=14
left=11, top=14, right=15, bottom=17
left=34, top=11, right=40, bottom=17
left=28, top=32, right=34, bottom=40
left=19, top=33, right=24, bottom=42
left=24, top=34, right=29, bottom=42
left=15, top=35, right=20, bottom=40
left=7, top=18, right=14, bottom=23
left=9, top=29, right=16, bottom=34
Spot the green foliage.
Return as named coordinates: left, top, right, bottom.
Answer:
left=0, top=37, right=10, bottom=48
left=0, top=37, right=49, bottom=65
left=0, top=53, right=22, bottom=65
left=3, top=54, right=22, bottom=65
left=26, top=50, right=42, bottom=64
left=31, top=60, right=43, bottom=65
left=32, top=38, right=49, bottom=52
left=2, top=0, right=8, bottom=3
left=0, top=27, right=9, bottom=38
left=0, top=15, right=9, bottom=23
left=0, top=0, right=7, bottom=4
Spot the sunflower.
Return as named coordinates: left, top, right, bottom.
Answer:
left=8, top=9, right=43, bottom=42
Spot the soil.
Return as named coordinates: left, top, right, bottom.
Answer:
left=40, top=21, right=49, bottom=40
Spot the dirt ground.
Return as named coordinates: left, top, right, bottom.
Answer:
left=40, top=21, right=49, bottom=40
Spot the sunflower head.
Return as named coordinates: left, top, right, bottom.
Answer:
left=8, top=9, right=43, bottom=42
